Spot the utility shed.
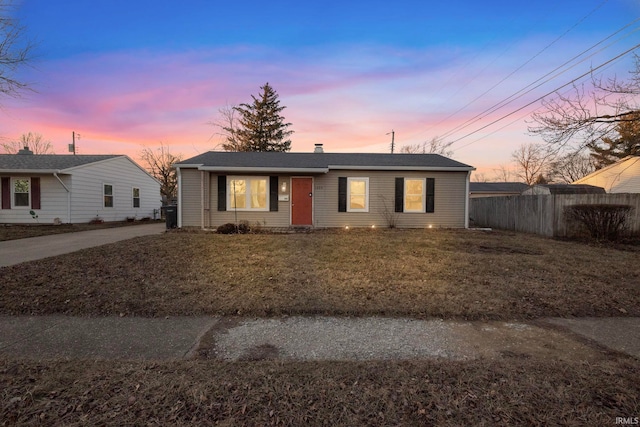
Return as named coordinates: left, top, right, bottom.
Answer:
left=174, top=148, right=475, bottom=229
left=0, top=151, right=161, bottom=224
left=521, top=184, right=606, bottom=195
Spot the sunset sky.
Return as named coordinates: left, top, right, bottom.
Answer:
left=2, top=0, right=639, bottom=177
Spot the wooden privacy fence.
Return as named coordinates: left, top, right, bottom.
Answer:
left=469, top=194, right=640, bottom=237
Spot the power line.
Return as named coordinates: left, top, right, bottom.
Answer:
left=443, top=19, right=640, bottom=144
left=407, top=0, right=613, bottom=143
left=449, top=43, right=640, bottom=147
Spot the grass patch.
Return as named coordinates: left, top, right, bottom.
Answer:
left=2, top=357, right=638, bottom=426
left=0, top=220, right=161, bottom=242
left=1, top=229, right=638, bottom=319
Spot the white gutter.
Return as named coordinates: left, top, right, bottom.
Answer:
left=197, top=166, right=330, bottom=174
left=53, top=172, right=71, bottom=224
left=176, top=167, right=182, bottom=228
left=327, top=165, right=475, bottom=172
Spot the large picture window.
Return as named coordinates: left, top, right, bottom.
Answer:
left=228, top=177, right=268, bottom=211
left=103, top=184, right=113, bottom=208
left=347, top=177, right=369, bottom=212
left=13, top=178, right=30, bottom=207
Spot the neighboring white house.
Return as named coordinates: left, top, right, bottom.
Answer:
left=573, top=156, right=640, bottom=193
left=0, top=151, right=161, bottom=224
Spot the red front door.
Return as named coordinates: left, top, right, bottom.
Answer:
left=291, top=178, right=313, bottom=225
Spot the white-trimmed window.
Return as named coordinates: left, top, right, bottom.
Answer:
left=347, top=177, right=369, bottom=212
left=132, top=187, right=140, bottom=208
left=405, top=178, right=426, bottom=212
left=103, top=184, right=114, bottom=208
left=12, top=178, right=30, bottom=208
left=228, top=177, right=268, bottom=211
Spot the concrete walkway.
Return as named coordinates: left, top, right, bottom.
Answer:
left=0, top=315, right=637, bottom=362
left=0, top=223, right=165, bottom=267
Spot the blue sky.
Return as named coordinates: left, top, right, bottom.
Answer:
left=3, top=0, right=640, bottom=176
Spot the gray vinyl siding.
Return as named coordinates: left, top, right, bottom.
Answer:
left=180, top=169, right=202, bottom=227
left=314, top=170, right=468, bottom=228
left=179, top=170, right=468, bottom=229
left=207, top=174, right=291, bottom=228
left=69, top=157, right=161, bottom=223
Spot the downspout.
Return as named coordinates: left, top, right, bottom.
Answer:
left=464, top=170, right=471, bottom=229
left=200, top=170, right=204, bottom=230
left=53, top=172, right=71, bottom=224
left=176, top=167, right=182, bottom=228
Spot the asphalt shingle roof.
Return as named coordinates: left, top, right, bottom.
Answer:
left=176, top=151, right=473, bottom=170
left=0, top=154, right=121, bottom=171
left=469, top=182, right=529, bottom=193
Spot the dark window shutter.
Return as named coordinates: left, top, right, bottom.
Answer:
left=1, top=177, right=9, bottom=209
left=338, top=177, right=347, bottom=212
left=426, top=178, right=435, bottom=213
left=395, top=177, right=404, bottom=213
left=217, top=175, right=226, bottom=211
left=31, top=177, right=41, bottom=209
left=269, top=176, right=278, bottom=212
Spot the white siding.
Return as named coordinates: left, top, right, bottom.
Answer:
left=68, top=157, right=161, bottom=223
left=574, top=157, right=640, bottom=193
left=0, top=174, right=70, bottom=224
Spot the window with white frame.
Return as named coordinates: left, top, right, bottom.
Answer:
left=132, top=187, right=140, bottom=208
left=103, top=184, right=113, bottom=208
left=228, top=177, right=268, bottom=211
left=347, top=177, right=369, bottom=212
left=13, top=178, right=30, bottom=208
left=404, top=178, right=426, bottom=212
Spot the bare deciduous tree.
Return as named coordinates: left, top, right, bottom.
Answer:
left=491, top=164, right=515, bottom=182
left=0, top=1, right=33, bottom=99
left=511, top=143, right=554, bottom=185
left=529, top=55, right=639, bottom=153
left=399, top=136, right=454, bottom=157
left=209, top=103, right=245, bottom=151
left=547, top=150, right=597, bottom=183
left=140, top=143, right=183, bottom=204
left=1, top=132, right=53, bottom=154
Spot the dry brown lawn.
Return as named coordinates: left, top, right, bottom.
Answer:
left=0, top=220, right=159, bottom=242
left=1, top=228, right=638, bottom=319
left=2, top=229, right=640, bottom=425
left=2, top=356, right=638, bottom=426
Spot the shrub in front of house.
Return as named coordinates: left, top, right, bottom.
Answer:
left=216, top=222, right=250, bottom=234
left=564, top=204, right=634, bottom=241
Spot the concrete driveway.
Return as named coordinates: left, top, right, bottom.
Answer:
left=0, top=223, right=165, bottom=267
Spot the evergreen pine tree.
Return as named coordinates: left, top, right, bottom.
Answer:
left=227, top=83, right=293, bottom=152
left=587, top=112, right=640, bottom=169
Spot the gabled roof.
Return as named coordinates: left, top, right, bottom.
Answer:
left=573, top=156, right=640, bottom=193
left=469, top=182, right=528, bottom=193
left=0, top=154, right=121, bottom=173
left=175, top=151, right=474, bottom=172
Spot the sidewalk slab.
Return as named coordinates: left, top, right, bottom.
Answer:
left=0, top=223, right=165, bottom=267
left=0, top=316, right=218, bottom=360
left=543, top=317, right=640, bottom=359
